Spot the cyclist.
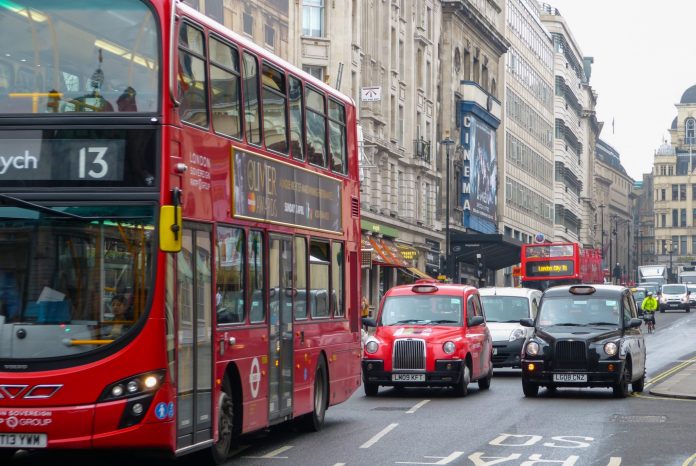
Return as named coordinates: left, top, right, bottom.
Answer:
left=642, top=291, right=658, bottom=332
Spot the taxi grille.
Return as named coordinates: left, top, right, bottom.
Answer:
left=554, top=340, right=587, bottom=369
left=393, top=339, right=426, bottom=370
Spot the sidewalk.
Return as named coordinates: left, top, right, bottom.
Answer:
left=648, top=360, right=696, bottom=399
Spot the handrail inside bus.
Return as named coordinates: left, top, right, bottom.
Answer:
left=66, top=339, right=114, bottom=346
left=169, top=0, right=181, bottom=108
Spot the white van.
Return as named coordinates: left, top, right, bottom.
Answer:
left=479, top=287, right=542, bottom=368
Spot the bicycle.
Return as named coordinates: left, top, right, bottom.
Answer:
left=644, top=313, right=655, bottom=334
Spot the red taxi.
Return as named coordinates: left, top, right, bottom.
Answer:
left=361, top=280, right=493, bottom=396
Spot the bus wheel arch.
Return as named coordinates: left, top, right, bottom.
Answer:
left=211, top=363, right=243, bottom=464
left=297, top=352, right=329, bottom=432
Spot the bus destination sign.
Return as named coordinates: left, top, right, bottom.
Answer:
left=0, top=138, right=125, bottom=181
left=233, top=149, right=342, bottom=232
left=525, top=260, right=575, bottom=278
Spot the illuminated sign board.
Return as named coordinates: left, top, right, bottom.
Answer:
left=525, top=260, right=576, bottom=278
left=233, top=149, right=342, bottom=232
left=0, top=129, right=156, bottom=187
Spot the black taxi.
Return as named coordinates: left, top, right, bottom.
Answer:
left=520, top=285, right=646, bottom=398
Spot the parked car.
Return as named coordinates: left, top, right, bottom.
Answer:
left=688, top=285, right=696, bottom=308
left=659, top=283, right=691, bottom=312
left=520, top=284, right=646, bottom=398
left=630, top=287, right=647, bottom=317
left=362, top=279, right=493, bottom=397
left=479, top=287, right=541, bottom=368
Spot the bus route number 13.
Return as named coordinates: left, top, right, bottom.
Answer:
left=79, top=147, right=109, bottom=179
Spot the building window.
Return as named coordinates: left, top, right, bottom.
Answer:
left=661, top=213, right=666, bottom=227
left=661, top=188, right=666, bottom=201
left=303, top=65, right=325, bottom=82
left=682, top=208, right=687, bottom=227
left=672, top=184, right=678, bottom=200
left=687, top=118, right=696, bottom=145
left=302, top=0, right=324, bottom=37
left=264, top=25, right=275, bottom=48
left=681, top=184, right=687, bottom=200
left=243, top=12, right=253, bottom=35
left=673, top=209, right=679, bottom=227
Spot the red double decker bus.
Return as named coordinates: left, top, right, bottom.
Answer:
left=0, top=0, right=361, bottom=461
left=520, top=243, right=603, bottom=290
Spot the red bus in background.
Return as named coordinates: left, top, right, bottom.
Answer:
left=0, top=0, right=361, bottom=462
left=520, top=243, right=603, bottom=291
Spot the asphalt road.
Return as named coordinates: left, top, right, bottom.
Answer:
left=8, top=310, right=696, bottom=466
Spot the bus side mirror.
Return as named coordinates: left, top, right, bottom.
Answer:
left=160, top=205, right=182, bottom=252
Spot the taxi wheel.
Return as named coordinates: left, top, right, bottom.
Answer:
left=522, top=379, right=539, bottom=398
left=632, top=369, right=646, bottom=393
left=364, top=382, right=379, bottom=397
left=613, top=363, right=631, bottom=398
left=478, top=367, right=492, bottom=390
left=453, top=365, right=471, bottom=397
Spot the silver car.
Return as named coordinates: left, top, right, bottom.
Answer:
left=479, top=287, right=542, bottom=368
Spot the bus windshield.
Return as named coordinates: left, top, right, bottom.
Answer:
left=0, top=0, right=159, bottom=114
left=0, top=203, right=155, bottom=359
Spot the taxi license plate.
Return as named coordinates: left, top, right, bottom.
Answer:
left=0, top=433, right=47, bottom=448
left=553, top=373, right=587, bottom=383
left=670, top=303, right=678, bottom=307
left=392, top=374, right=425, bottom=382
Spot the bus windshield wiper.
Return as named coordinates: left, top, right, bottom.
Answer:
left=0, top=193, right=87, bottom=220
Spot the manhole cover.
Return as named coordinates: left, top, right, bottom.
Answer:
left=610, top=414, right=667, bottom=423
left=371, top=407, right=411, bottom=411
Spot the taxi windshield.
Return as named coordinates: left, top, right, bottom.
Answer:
left=381, top=295, right=462, bottom=326
left=480, top=296, right=529, bottom=322
left=538, top=297, right=621, bottom=327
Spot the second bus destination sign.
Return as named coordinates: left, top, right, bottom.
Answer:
left=233, top=149, right=342, bottom=233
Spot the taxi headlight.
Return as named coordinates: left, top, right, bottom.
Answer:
left=509, top=328, right=526, bottom=341
left=525, top=341, right=540, bottom=356
left=365, top=341, right=379, bottom=354
left=604, top=342, right=618, bottom=356
left=443, top=341, right=456, bottom=354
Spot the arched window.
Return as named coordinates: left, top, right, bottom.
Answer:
left=686, top=118, right=696, bottom=145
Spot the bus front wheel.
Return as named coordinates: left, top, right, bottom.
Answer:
left=297, top=357, right=328, bottom=432
left=211, top=378, right=237, bottom=464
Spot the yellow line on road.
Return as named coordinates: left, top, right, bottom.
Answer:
left=645, top=357, right=696, bottom=387
left=681, top=452, right=696, bottom=466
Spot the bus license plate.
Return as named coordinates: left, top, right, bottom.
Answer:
left=392, top=374, right=425, bottom=382
left=553, top=373, right=587, bottom=383
left=0, top=433, right=47, bottom=448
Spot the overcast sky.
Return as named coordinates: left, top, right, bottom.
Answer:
left=545, top=1, right=696, bottom=181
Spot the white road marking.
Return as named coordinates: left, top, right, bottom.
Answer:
left=243, top=445, right=294, bottom=459
left=606, top=458, right=622, bottom=466
left=395, top=451, right=464, bottom=464
left=360, top=423, right=399, bottom=449
left=333, top=463, right=346, bottom=466
left=406, top=399, right=431, bottom=414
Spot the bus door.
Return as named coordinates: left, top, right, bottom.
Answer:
left=268, top=235, right=294, bottom=422
left=175, top=224, right=214, bottom=449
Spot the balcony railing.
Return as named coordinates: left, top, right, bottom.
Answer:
left=414, top=138, right=431, bottom=163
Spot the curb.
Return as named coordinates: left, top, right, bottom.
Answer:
left=647, top=359, right=696, bottom=400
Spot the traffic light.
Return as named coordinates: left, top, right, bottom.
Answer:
left=476, top=254, right=484, bottom=279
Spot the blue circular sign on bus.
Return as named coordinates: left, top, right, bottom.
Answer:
left=155, top=402, right=168, bottom=420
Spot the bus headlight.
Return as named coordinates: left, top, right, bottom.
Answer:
left=443, top=341, right=456, bottom=354
left=365, top=341, right=380, bottom=354
left=604, top=342, right=619, bottom=356
left=99, top=370, right=166, bottom=402
left=525, top=341, right=540, bottom=356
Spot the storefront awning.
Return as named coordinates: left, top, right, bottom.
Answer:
left=451, top=233, right=523, bottom=270
left=407, top=267, right=432, bottom=279
left=369, top=237, right=410, bottom=267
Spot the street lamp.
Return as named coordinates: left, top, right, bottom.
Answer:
left=441, top=132, right=455, bottom=282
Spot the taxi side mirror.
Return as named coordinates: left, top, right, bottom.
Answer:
left=627, top=318, right=643, bottom=329
left=467, top=315, right=485, bottom=327
left=520, top=318, right=535, bottom=328
left=159, top=205, right=182, bottom=252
